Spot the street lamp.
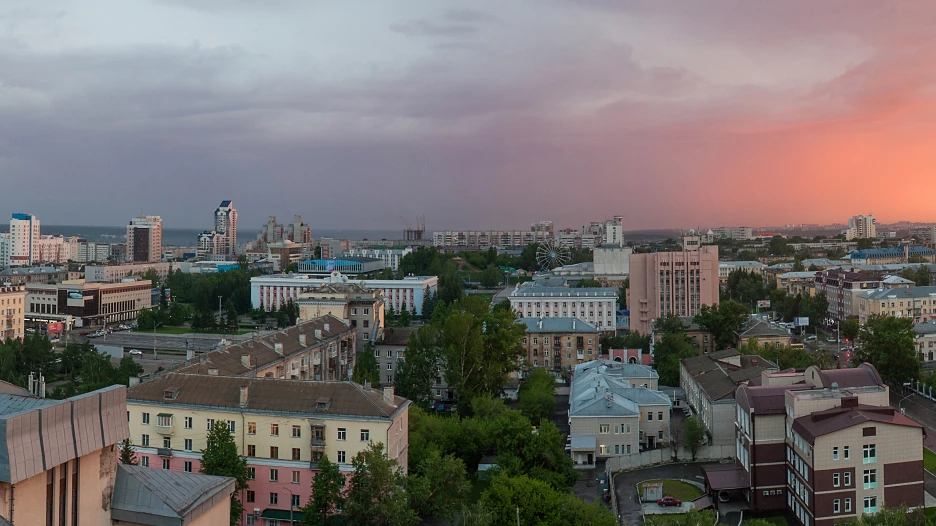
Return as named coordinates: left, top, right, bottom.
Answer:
left=153, top=321, right=163, bottom=359
left=218, top=296, right=223, bottom=334
left=898, top=392, right=914, bottom=414
left=282, top=486, right=297, bottom=524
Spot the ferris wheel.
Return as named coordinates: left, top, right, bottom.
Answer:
left=536, top=241, right=571, bottom=270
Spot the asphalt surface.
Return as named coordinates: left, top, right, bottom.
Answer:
left=888, top=389, right=936, bottom=498
left=614, top=463, right=718, bottom=526
left=81, top=331, right=251, bottom=352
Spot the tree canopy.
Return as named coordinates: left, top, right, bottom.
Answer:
left=693, top=300, right=749, bottom=350
left=518, top=368, right=556, bottom=425
left=651, top=315, right=696, bottom=386
left=853, top=315, right=920, bottom=385
left=200, top=422, right=249, bottom=525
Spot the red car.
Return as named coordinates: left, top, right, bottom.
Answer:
left=657, top=496, right=682, bottom=507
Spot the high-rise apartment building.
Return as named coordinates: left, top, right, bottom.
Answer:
left=214, top=200, right=237, bottom=255
left=8, top=213, right=40, bottom=266
left=843, top=214, right=876, bottom=240
left=628, top=239, right=719, bottom=335
left=126, top=215, right=163, bottom=263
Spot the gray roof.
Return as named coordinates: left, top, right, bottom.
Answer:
left=915, top=322, right=936, bottom=335
left=517, top=317, right=599, bottom=333
left=511, top=282, right=617, bottom=298
left=681, top=352, right=777, bottom=401
left=570, top=359, right=668, bottom=418
left=574, top=359, right=658, bottom=381
left=570, top=435, right=597, bottom=449
left=719, top=261, right=766, bottom=269
left=777, top=271, right=817, bottom=279
left=859, top=286, right=936, bottom=301
left=881, top=275, right=915, bottom=285
left=0, top=393, right=59, bottom=417
left=0, top=266, right=62, bottom=276
left=112, top=464, right=235, bottom=524
left=801, top=259, right=837, bottom=267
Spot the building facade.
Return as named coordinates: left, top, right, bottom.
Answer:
left=709, top=227, right=755, bottom=241
left=127, top=373, right=410, bottom=525
left=25, top=280, right=153, bottom=326
left=432, top=229, right=553, bottom=249
left=267, top=240, right=303, bottom=272
left=843, top=214, right=877, bottom=240
left=719, top=261, right=766, bottom=284
left=856, top=286, right=936, bottom=325
left=628, top=243, right=720, bottom=336
left=0, top=284, right=26, bottom=342
left=85, top=262, right=173, bottom=283
left=847, top=246, right=936, bottom=266
left=518, top=317, right=600, bottom=372
left=343, top=247, right=413, bottom=272
left=509, top=282, right=618, bottom=331
left=814, top=270, right=883, bottom=321
left=127, top=215, right=164, bottom=263
left=297, top=283, right=385, bottom=351
left=0, top=266, right=69, bottom=285
left=8, top=213, right=41, bottom=266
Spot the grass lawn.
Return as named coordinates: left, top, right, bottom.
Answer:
left=924, top=448, right=936, bottom=473
left=743, top=516, right=789, bottom=526
left=639, top=480, right=702, bottom=502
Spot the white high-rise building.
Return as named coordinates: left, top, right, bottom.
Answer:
left=213, top=200, right=237, bottom=256
left=8, top=213, right=40, bottom=266
left=126, top=215, right=163, bottom=263
left=843, top=214, right=876, bottom=240
left=0, top=234, right=10, bottom=268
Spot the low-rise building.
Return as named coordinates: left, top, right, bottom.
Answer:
left=0, top=284, right=26, bottom=342
left=680, top=350, right=778, bottom=446
left=127, top=373, right=410, bottom=525
left=0, top=265, right=69, bottom=285
left=374, top=327, right=453, bottom=404
left=846, top=245, right=936, bottom=265
left=343, top=247, right=413, bottom=272
left=518, top=317, right=600, bottom=372
left=509, top=282, right=618, bottom=331
left=297, top=283, right=384, bottom=351
left=85, top=262, right=173, bottom=283
left=856, top=286, right=936, bottom=325
left=736, top=318, right=792, bottom=349
left=719, top=261, right=766, bottom=284
left=25, top=279, right=152, bottom=326
left=568, top=360, right=669, bottom=466
left=915, top=321, right=936, bottom=362
left=651, top=316, right=717, bottom=356
left=297, top=257, right=386, bottom=277
left=776, top=271, right=818, bottom=297
left=177, top=316, right=355, bottom=381
left=268, top=240, right=304, bottom=272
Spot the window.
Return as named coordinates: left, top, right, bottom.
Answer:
left=292, top=471, right=301, bottom=484
left=162, top=458, right=170, bottom=469
left=206, top=418, right=214, bottom=431
left=292, top=448, right=301, bottom=461
left=647, top=412, right=653, bottom=421
left=832, top=446, right=839, bottom=460
left=615, top=445, right=620, bottom=454
left=246, top=490, right=255, bottom=503
left=291, top=493, right=301, bottom=507
left=247, top=468, right=255, bottom=480
left=184, top=439, right=192, bottom=451
left=142, top=413, right=150, bottom=425
left=834, top=499, right=840, bottom=513
left=844, top=446, right=850, bottom=459
left=338, top=428, right=347, bottom=440
left=226, top=420, right=235, bottom=432
left=270, top=446, right=279, bottom=459
left=248, top=422, right=256, bottom=435
left=599, top=424, right=609, bottom=434
left=361, top=429, right=370, bottom=441
left=292, top=425, right=302, bottom=438
left=833, top=473, right=840, bottom=487
left=658, top=412, right=663, bottom=420
left=141, top=456, right=149, bottom=467
left=352, top=308, right=358, bottom=315
left=626, top=445, right=631, bottom=454
left=522, top=338, right=527, bottom=344
left=387, top=350, right=393, bottom=358
left=337, top=451, right=347, bottom=463
left=363, top=320, right=369, bottom=328
left=863, top=496, right=877, bottom=513
left=374, top=348, right=380, bottom=357
left=625, top=424, right=631, bottom=434
left=863, top=444, right=876, bottom=463
left=387, top=375, right=393, bottom=383
left=271, top=423, right=279, bottom=436
left=270, top=469, right=279, bottom=482
left=184, top=461, right=192, bottom=473
left=157, top=414, right=172, bottom=427
left=863, top=469, right=877, bottom=489
left=363, top=308, right=370, bottom=315
left=162, top=437, right=171, bottom=449
left=184, top=417, right=192, bottom=429
left=844, top=472, right=851, bottom=486
left=658, top=430, right=664, bottom=440
left=141, top=434, right=150, bottom=446
left=845, top=498, right=852, bottom=512
left=387, top=363, right=392, bottom=370
left=270, top=493, right=279, bottom=505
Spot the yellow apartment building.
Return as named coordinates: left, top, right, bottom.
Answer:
left=0, top=284, right=26, bottom=342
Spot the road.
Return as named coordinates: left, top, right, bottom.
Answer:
left=888, top=389, right=936, bottom=498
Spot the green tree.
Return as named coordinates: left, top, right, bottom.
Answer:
left=856, top=238, right=875, bottom=250
left=119, top=438, right=138, bottom=465
left=853, top=315, right=920, bottom=384
left=438, top=269, right=465, bottom=305
left=158, top=284, right=169, bottom=311
left=518, top=368, right=556, bottom=425
left=574, top=279, right=603, bottom=288
left=140, top=268, right=161, bottom=286
left=224, top=297, right=239, bottom=332
left=395, top=326, right=440, bottom=411
left=136, top=307, right=156, bottom=331
left=249, top=307, right=267, bottom=325
left=479, top=264, right=502, bottom=288
left=693, top=300, right=750, bottom=350
left=200, top=422, right=250, bottom=525
left=420, top=291, right=438, bottom=319
left=651, top=315, right=695, bottom=386
left=833, top=505, right=922, bottom=526
left=236, top=254, right=248, bottom=271
left=352, top=346, right=381, bottom=387
left=480, top=473, right=616, bottom=526
left=618, top=277, right=629, bottom=309
left=167, top=301, right=191, bottom=326
left=736, top=249, right=758, bottom=261
left=343, top=442, right=418, bottom=526
left=117, top=356, right=144, bottom=385
left=792, top=259, right=806, bottom=272
left=299, top=455, right=344, bottom=526
left=725, top=269, right=767, bottom=305
left=800, top=293, right=830, bottom=328
left=768, top=235, right=792, bottom=256
left=643, top=509, right=717, bottom=526
left=397, top=302, right=412, bottom=328
left=407, top=450, right=470, bottom=522
left=901, top=265, right=932, bottom=286
left=681, top=417, right=705, bottom=461
left=841, top=318, right=860, bottom=342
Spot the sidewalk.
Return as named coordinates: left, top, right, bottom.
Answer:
left=889, top=389, right=936, bottom=450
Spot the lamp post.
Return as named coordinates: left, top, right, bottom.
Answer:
left=282, top=486, right=297, bottom=524
left=898, top=392, right=914, bottom=414
left=153, top=321, right=163, bottom=359
left=218, top=296, right=223, bottom=335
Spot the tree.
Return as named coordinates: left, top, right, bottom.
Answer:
left=644, top=509, right=717, bottom=526
left=249, top=307, right=267, bottom=325
left=119, top=438, right=138, bottom=465
left=352, top=346, right=381, bottom=387
left=200, top=422, right=250, bottom=525
left=481, top=473, right=615, bottom=526
left=792, top=259, right=806, bottom=272
left=299, top=455, right=344, bottom=526
left=158, top=284, right=169, bottom=311
left=518, top=368, right=556, bottom=425
left=421, top=291, right=438, bottom=319
left=343, top=442, right=418, bottom=526
left=841, top=318, right=860, bottom=342
left=574, top=279, right=603, bottom=288
left=136, top=307, right=156, bottom=331
left=395, top=326, right=440, bottom=411
left=651, top=315, right=695, bottom=386
left=833, top=505, right=923, bottom=526
left=768, top=235, right=792, bottom=256
left=397, top=302, right=412, bottom=328
left=693, top=301, right=749, bottom=350
left=725, top=269, right=767, bottom=305
left=407, top=450, right=470, bottom=522
left=236, top=254, right=248, bottom=272
left=856, top=238, right=875, bottom=250
left=438, top=269, right=464, bottom=305
left=682, top=417, right=705, bottom=461
left=224, top=297, right=239, bottom=332
left=901, top=265, right=932, bottom=286
left=141, top=268, right=161, bottom=286
left=618, top=277, right=629, bottom=310
left=799, top=293, right=830, bottom=328
left=479, top=264, right=502, bottom=288
left=853, top=315, right=920, bottom=385
left=167, top=301, right=191, bottom=326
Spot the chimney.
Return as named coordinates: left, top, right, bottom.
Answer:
left=572, top=320, right=576, bottom=330
left=208, top=368, right=219, bottom=376
left=28, top=372, right=35, bottom=396
left=39, top=375, right=46, bottom=399
left=299, top=334, right=306, bottom=346
left=538, top=319, right=542, bottom=329
left=241, top=354, right=252, bottom=368
left=841, top=396, right=859, bottom=408
left=274, top=343, right=284, bottom=355
left=239, top=386, right=249, bottom=408
left=383, top=386, right=395, bottom=405
left=186, top=349, right=195, bottom=362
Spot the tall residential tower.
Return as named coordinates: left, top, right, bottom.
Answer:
left=126, top=215, right=163, bottom=263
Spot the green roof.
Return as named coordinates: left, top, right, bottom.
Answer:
left=260, top=509, right=305, bottom=522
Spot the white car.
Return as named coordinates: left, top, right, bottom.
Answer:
left=129, top=349, right=143, bottom=356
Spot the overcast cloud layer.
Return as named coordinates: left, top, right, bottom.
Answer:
left=2, top=1, right=935, bottom=231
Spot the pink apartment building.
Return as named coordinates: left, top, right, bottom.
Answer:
left=628, top=241, right=719, bottom=336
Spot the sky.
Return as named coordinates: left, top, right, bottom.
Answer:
left=2, top=1, right=936, bottom=232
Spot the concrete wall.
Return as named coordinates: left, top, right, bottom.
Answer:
left=606, top=444, right=736, bottom=472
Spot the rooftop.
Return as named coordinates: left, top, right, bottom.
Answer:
left=111, top=464, right=235, bottom=524
left=379, top=327, right=418, bottom=346
left=805, top=363, right=883, bottom=389
left=849, top=246, right=935, bottom=259
left=517, top=317, right=599, bottom=334
left=792, top=402, right=922, bottom=445
left=777, top=271, right=818, bottom=279
left=720, top=261, right=766, bottom=268
left=915, top=321, right=936, bottom=335
left=128, top=373, right=407, bottom=419
left=860, top=286, right=936, bottom=301
left=737, top=384, right=811, bottom=415
left=681, top=351, right=778, bottom=401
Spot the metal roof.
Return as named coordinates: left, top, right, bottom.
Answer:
left=112, top=464, right=235, bottom=524
left=860, top=286, right=936, bottom=301
left=517, top=317, right=599, bottom=333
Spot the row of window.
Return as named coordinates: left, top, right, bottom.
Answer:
left=140, top=414, right=371, bottom=443
left=523, top=337, right=594, bottom=346
left=246, top=490, right=302, bottom=507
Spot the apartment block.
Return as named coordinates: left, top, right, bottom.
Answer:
left=857, top=286, right=936, bottom=325
left=719, top=261, right=766, bottom=284
left=432, top=228, right=553, bottom=249
left=628, top=242, right=720, bottom=336
left=297, top=283, right=385, bottom=351
left=518, top=317, right=600, bottom=372
left=814, top=270, right=883, bottom=321
left=509, top=282, right=617, bottom=331
left=267, top=240, right=303, bottom=272
left=7, top=213, right=40, bottom=266
left=374, top=327, right=453, bottom=402
left=343, top=247, right=413, bottom=272
left=843, top=214, right=877, bottom=240
left=197, top=200, right=238, bottom=257
left=127, top=214, right=163, bottom=263
left=85, top=262, right=173, bottom=283
left=0, top=284, right=26, bottom=342
left=127, top=373, right=410, bottom=525
left=776, top=271, right=818, bottom=297
left=847, top=246, right=936, bottom=266
left=709, top=227, right=755, bottom=241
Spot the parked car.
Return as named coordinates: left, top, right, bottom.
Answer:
left=658, top=496, right=682, bottom=507
left=806, top=335, right=817, bottom=341
left=128, top=349, right=143, bottom=356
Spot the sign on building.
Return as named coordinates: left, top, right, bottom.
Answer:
left=794, top=317, right=810, bottom=327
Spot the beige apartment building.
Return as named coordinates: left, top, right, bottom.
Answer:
left=776, top=271, right=817, bottom=297
left=0, top=283, right=26, bottom=342
left=518, top=317, right=600, bottom=372
left=856, top=286, right=936, bottom=325
left=297, top=283, right=384, bottom=351
left=628, top=240, right=719, bottom=336
left=85, top=262, right=173, bottom=283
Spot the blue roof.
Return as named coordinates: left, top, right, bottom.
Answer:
left=10, top=213, right=33, bottom=221
left=850, top=246, right=934, bottom=259
left=219, top=200, right=232, bottom=207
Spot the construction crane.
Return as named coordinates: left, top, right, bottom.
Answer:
left=401, top=215, right=426, bottom=242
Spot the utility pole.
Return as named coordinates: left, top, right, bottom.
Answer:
left=218, top=296, right=223, bottom=334
left=516, top=506, right=520, bottom=526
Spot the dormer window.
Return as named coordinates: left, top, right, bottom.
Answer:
left=163, top=388, right=179, bottom=400
left=315, top=397, right=331, bottom=411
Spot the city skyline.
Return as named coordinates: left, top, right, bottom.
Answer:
left=2, top=1, right=936, bottom=229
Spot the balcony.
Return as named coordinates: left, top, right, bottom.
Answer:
left=157, top=448, right=173, bottom=457
left=310, top=437, right=326, bottom=450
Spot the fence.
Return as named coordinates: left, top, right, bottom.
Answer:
left=606, top=444, right=735, bottom=472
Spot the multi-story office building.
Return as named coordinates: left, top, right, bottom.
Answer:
left=628, top=240, right=720, bottom=336
left=909, top=226, right=934, bottom=243
left=518, top=317, right=600, bottom=371
left=25, top=280, right=152, bottom=325
left=127, top=214, right=163, bottom=263
left=127, top=373, right=410, bottom=525
left=251, top=272, right=438, bottom=316
left=267, top=240, right=303, bottom=272
left=297, top=257, right=386, bottom=277
left=319, top=238, right=352, bottom=259
left=856, top=286, right=936, bottom=325
left=196, top=201, right=238, bottom=257
left=0, top=284, right=26, bottom=342
left=508, top=282, right=618, bottom=331
left=297, top=283, right=384, bottom=351
left=7, top=213, right=40, bottom=266
left=814, top=270, right=883, bottom=321
left=843, top=214, right=877, bottom=240
left=85, top=262, right=173, bottom=283
left=343, top=247, right=413, bottom=272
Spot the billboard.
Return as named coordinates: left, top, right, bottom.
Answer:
left=794, top=317, right=810, bottom=327
left=757, top=300, right=771, bottom=308
left=47, top=322, right=64, bottom=334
